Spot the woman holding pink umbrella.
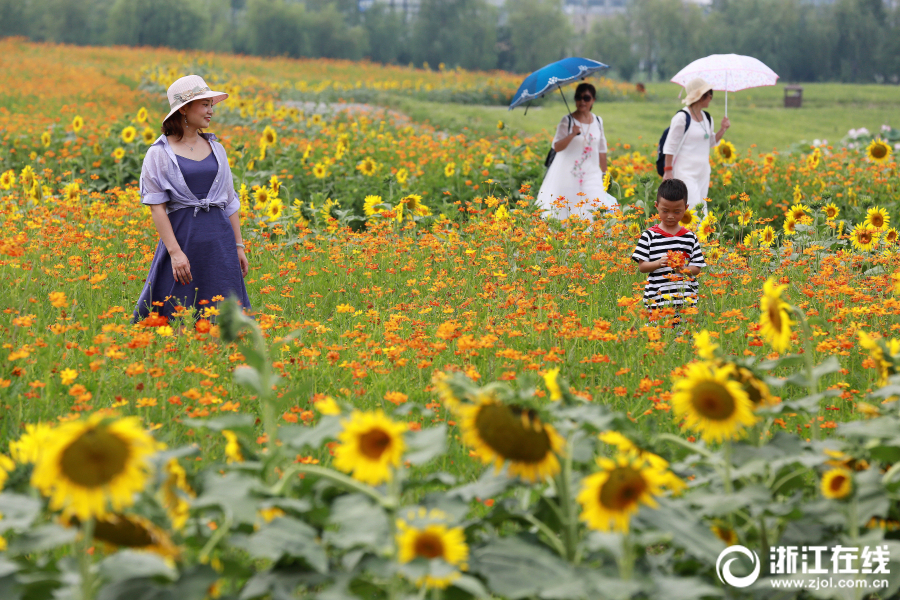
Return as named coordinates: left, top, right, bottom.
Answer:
left=661, top=77, right=730, bottom=215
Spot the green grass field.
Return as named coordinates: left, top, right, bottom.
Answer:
left=390, top=81, right=899, bottom=156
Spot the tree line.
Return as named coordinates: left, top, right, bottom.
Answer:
left=1, top=0, right=898, bottom=82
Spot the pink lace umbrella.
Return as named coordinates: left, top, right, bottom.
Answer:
left=670, top=54, right=779, bottom=117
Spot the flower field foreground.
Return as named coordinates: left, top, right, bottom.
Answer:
left=2, top=42, right=900, bottom=600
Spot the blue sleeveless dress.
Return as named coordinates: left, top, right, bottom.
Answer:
left=132, top=152, right=252, bottom=322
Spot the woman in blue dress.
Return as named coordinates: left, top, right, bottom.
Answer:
left=132, top=75, right=251, bottom=324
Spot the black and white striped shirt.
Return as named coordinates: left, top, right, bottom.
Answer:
left=631, top=226, right=706, bottom=308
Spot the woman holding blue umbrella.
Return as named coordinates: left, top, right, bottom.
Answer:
left=536, top=82, right=617, bottom=222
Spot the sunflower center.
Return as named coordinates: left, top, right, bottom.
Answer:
left=359, top=428, right=392, bottom=460
left=599, top=467, right=647, bottom=510
left=94, top=516, right=156, bottom=548
left=829, top=474, right=848, bottom=493
left=473, top=403, right=553, bottom=463
left=413, top=532, right=446, bottom=559
left=690, top=382, right=736, bottom=421
left=767, top=304, right=783, bottom=330
left=60, top=427, right=130, bottom=487
left=872, top=144, right=887, bottom=159
left=858, top=231, right=872, bottom=244
left=871, top=216, right=884, bottom=228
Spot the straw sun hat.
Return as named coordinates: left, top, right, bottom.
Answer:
left=163, top=75, right=228, bottom=124
left=682, top=77, right=714, bottom=106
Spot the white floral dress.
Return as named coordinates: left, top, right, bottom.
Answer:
left=536, top=114, right=617, bottom=222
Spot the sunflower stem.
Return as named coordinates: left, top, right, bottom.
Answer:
left=198, top=513, right=233, bottom=563
left=656, top=433, right=715, bottom=460
left=619, top=531, right=634, bottom=581
left=273, top=464, right=391, bottom=508
left=522, top=513, right=567, bottom=559
left=78, top=518, right=95, bottom=600
left=555, top=437, right=580, bottom=563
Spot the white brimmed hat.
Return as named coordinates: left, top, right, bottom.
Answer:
left=682, top=77, right=714, bottom=106
left=164, top=75, right=228, bottom=124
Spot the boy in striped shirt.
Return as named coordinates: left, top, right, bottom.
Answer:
left=631, top=179, right=706, bottom=313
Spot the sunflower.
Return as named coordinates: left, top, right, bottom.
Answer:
left=444, top=162, right=456, bottom=177
left=396, top=168, right=409, bottom=185
left=821, top=468, right=853, bottom=500
left=759, top=225, right=776, bottom=247
left=262, top=126, right=277, bottom=146
left=788, top=203, right=809, bottom=222
left=0, top=170, right=15, bottom=190
left=865, top=206, right=890, bottom=230
left=160, top=458, right=194, bottom=530
left=672, top=362, right=758, bottom=443
left=783, top=217, right=798, bottom=236
left=697, top=216, right=715, bottom=242
left=0, top=453, right=14, bottom=490
left=88, top=513, right=179, bottom=558
left=792, top=185, right=802, bottom=203
left=363, top=195, right=384, bottom=216
left=312, top=162, right=328, bottom=179
left=458, top=397, right=564, bottom=482
left=41, top=130, right=51, bottom=147
left=135, top=107, right=147, bottom=124
left=401, top=194, right=429, bottom=216
left=483, top=153, right=494, bottom=168
left=268, top=175, right=281, bottom=195
left=141, top=128, right=155, bottom=144
left=711, top=524, right=738, bottom=546
left=716, top=141, right=737, bottom=163
left=763, top=153, right=776, bottom=167
left=680, top=208, right=698, bottom=229
left=537, top=368, right=562, bottom=401
left=266, top=198, right=284, bottom=222
left=310, top=114, right=323, bottom=125
left=577, top=452, right=667, bottom=533
left=884, top=228, right=899, bottom=246
left=857, top=331, right=900, bottom=386
left=806, top=149, right=821, bottom=169
left=431, top=371, right=463, bottom=414
left=10, top=422, right=55, bottom=464
left=725, top=363, right=776, bottom=408
left=222, top=430, right=243, bottom=463
left=31, top=413, right=157, bottom=521
left=121, top=126, right=137, bottom=144
left=867, top=138, right=892, bottom=163
left=759, top=278, right=793, bottom=353
left=333, top=410, right=407, bottom=485
left=737, top=208, right=753, bottom=226
left=596, top=432, right=677, bottom=485
left=823, top=203, right=840, bottom=220
left=72, top=115, right=84, bottom=134
left=850, top=224, right=879, bottom=252
left=497, top=120, right=504, bottom=130
left=743, top=230, right=758, bottom=247
left=357, top=157, right=378, bottom=176
left=112, top=147, right=125, bottom=161
left=64, top=183, right=80, bottom=203
left=693, top=330, right=719, bottom=360
left=396, top=509, right=469, bottom=589
left=253, top=187, right=270, bottom=210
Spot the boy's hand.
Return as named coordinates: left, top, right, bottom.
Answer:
left=654, top=256, right=669, bottom=270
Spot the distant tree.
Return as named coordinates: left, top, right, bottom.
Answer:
left=362, top=3, right=409, bottom=64
left=31, top=0, right=92, bottom=44
left=241, top=0, right=309, bottom=57
left=505, top=0, right=571, bottom=73
left=0, top=0, right=27, bottom=38
left=306, top=3, right=368, bottom=60
left=107, top=0, right=210, bottom=49
left=204, top=0, right=238, bottom=53
left=583, top=14, right=638, bottom=81
left=411, top=0, right=498, bottom=71
left=832, top=0, right=886, bottom=81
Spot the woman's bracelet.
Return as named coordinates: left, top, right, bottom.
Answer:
left=664, top=166, right=673, bottom=171
left=236, top=243, right=245, bottom=249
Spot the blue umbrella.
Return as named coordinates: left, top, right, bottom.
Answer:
left=509, top=57, right=610, bottom=113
